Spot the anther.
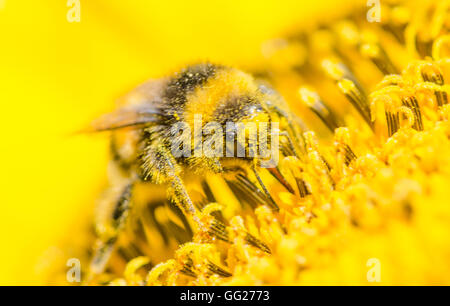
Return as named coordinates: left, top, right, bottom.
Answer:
left=338, top=79, right=373, bottom=129
left=360, top=43, right=399, bottom=75
left=299, top=87, right=343, bottom=132
left=334, top=127, right=357, bottom=166
left=402, top=96, right=424, bottom=131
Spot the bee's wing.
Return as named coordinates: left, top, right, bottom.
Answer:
left=84, top=78, right=169, bottom=133
left=86, top=106, right=163, bottom=132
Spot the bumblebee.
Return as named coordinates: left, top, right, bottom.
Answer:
left=87, top=63, right=304, bottom=278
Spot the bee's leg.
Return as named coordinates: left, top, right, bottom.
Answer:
left=110, top=134, right=133, bottom=171
left=88, top=238, right=116, bottom=280
left=169, top=174, right=204, bottom=229
left=142, top=143, right=204, bottom=231
left=88, top=177, right=135, bottom=280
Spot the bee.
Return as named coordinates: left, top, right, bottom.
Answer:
left=86, top=63, right=304, bottom=279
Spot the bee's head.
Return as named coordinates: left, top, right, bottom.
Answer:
left=214, top=95, right=270, bottom=126
left=210, top=95, right=277, bottom=164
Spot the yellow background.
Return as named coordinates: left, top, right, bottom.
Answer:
left=0, top=0, right=357, bottom=284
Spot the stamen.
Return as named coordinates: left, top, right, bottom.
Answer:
left=245, top=233, right=271, bottom=254
left=334, top=127, right=357, bottom=166
left=206, top=261, right=232, bottom=277
left=124, top=256, right=150, bottom=285
left=267, top=166, right=295, bottom=194
left=295, top=177, right=311, bottom=198
left=385, top=109, right=400, bottom=137
left=397, top=105, right=416, bottom=130
left=207, top=219, right=230, bottom=243
left=304, top=131, right=335, bottom=189
left=146, top=260, right=176, bottom=285
left=360, top=43, right=399, bottom=75
left=282, top=156, right=311, bottom=198
left=432, top=34, right=450, bottom=60
left=235, top=173, right=277, bottom=209
left=338, top=78, right=373, bottom=129
left=299, top=86, right=343, bottom=132
left=420, top=63, right=444, bottom=85
left=179, top=258, right=197, bottom=278
left=402, top=96, right=424, bottom=130
left=416, top=62, right=447, bottom=106
left=381, top=5, right=410, bottom=44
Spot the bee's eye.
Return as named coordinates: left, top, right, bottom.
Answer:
left=247, top=105, right=263, bottom=114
